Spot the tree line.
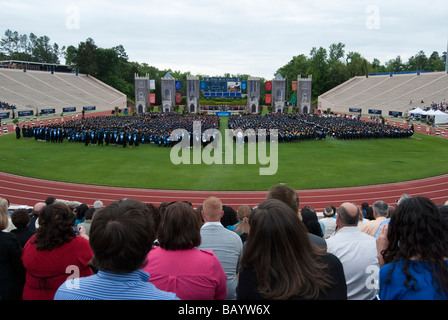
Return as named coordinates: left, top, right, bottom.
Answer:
left=1, top=30, right=446, bottom=105
left=275, top=42, right=447, bottom=103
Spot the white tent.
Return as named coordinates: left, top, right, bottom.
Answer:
left=423, top=109, right=436, bottom=116
left=434, top=110, right=448, bottom=124
left=410, top=107, right=425, bottom=115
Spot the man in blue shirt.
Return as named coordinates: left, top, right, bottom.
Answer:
left=54, top=199, right=178, bottom=300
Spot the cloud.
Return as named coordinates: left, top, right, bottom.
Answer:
left=0, top=0, right=447, bottom=79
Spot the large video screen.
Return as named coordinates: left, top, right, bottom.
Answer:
left=201, top=77, right=245, bottom=98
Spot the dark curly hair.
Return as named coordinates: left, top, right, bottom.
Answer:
left=11, top=208, right=31, bottom=229
left=33, top=202, right=76, bottom=251
left=381, top=196, right=448, bottom=298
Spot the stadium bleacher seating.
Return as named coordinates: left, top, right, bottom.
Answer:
left=0, top=68, right=126, bottom=114
left=318, top=71, right=448, bottom=116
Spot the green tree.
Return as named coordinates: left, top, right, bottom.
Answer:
left=329, top=42, right=346, bottom=64
left=327, top=60, right=349, bottom=90
left=0, top=29, right=20, bottom=55
left=428, top=51, right=445, bottom=71
left=31, top=35, right=62, bottom=63
left=307, top=46, right=329, bottom=97
left=75, top=38, right=98, bottom=75
left=346, top=52, right=370, bottom=77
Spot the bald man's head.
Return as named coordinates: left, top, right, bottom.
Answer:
left=337, top=202, right=360, bottom=226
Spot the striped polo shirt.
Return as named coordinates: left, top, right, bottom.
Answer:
left=54, top=269, right=179, bottom=300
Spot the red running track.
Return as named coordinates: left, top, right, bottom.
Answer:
left=1, top=172, right=447, bottom=211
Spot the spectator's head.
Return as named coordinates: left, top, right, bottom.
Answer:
left=84, top=208, right=95, bottom=221
left=336, top=202, right=360, bottom=227
left=158, top=201, right=201, bottom=250
left=0, top=198, right=9, bottom=230
left=241, top=199, right=332, bottom=300
left=32, top=202, right=46, bottom=216
left=202, top=196, right=223, bottom=222
left=387, top=205, right=396, bottom=218
left=235, top=205, right=252, bottom=235
left=300, top=206, right=323, bottom=237
left=237, top=205, right=252, bottom=221
left=89, top=199, right=155, bottom=273
left=45, top=197, right=56, bottom=206
left=34, top=202, right=76, bottom=251
left=361, top=202, right=370, bottom=210
left=384, top=197, right=448, bottom=271
left=221, top=205, right=238, bottom=227
left=396, top=194, right=412, bottom=206
left=75, top=204, right=89, bottom=221
left=323, top=205, right=336, bottom=218
left=11, top=208, right=30, bottom=229
left=372, top=200, right=389, bottom=218
left=266, top=184, right=300, bottom=213
left=93, top=200, right=103, bottom=211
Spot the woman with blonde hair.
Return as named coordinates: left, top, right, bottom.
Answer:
left=0, top=197, right=23, bottom=300
left=233, top=205, right=252, bottom=243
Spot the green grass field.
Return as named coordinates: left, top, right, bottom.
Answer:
left=1, top=118, right=448, bottom=191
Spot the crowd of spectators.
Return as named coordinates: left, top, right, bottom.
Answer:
left=1, top=186, right=447, bottom=301
left=425, top=100, right=448, bottom=112
left=0, top=101, right=16, bottom=111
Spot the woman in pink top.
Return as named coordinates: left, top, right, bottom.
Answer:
left=142, top=201, right=227, bottom=300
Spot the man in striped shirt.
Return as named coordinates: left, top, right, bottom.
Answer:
left=54, top=199, right=179, bottom=300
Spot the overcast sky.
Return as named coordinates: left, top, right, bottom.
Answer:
left=1, top=0, right=447, bottom=79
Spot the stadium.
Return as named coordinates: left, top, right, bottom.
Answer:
left=1, top=59, right=448, bottom=211
left=1, top=3, right=448, bottom=302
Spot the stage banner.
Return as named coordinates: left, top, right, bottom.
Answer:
left=368, top=109, right=382, bottom=115
left=63, top=107, right=76, bottom=113
left=389, top=111, right=403, bottom=117
left=0, top=112, right=10, bottom=119
left=150, top=94, right=156, bottom=104
left=41, top=109, right=56, bottom=115
left=149, top=80, right=156, bottom=90
left=241, top=81, right=247, bottom=91
left=216, top=112, right=231, bottom=117
left=176, top=93, right=182, bottom=104
left=291, top=81, right=298, bottom=91
left=290, top=94, right=297, bottom=105
left=265, top=94, right=271, bottom=104
left=266, top=81, right=272, bottom=91
left=18, top=110, right=34, bottom=117
left=200, top=81, right=206, bottom=90
left=175, top=80, right=182, bottom=91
